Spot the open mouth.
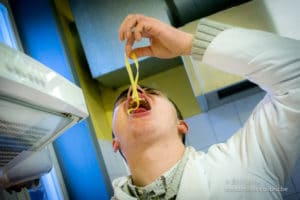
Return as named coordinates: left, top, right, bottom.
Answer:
left=127, top=97, right=151, bottom=114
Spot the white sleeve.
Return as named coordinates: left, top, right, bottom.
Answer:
left=193, top=27, right=300, bottom=185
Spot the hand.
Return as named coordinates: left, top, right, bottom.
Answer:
left=119, top=14, right=193, bottom=59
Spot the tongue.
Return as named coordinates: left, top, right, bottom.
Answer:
left=133, top=107, right=148, bottom=113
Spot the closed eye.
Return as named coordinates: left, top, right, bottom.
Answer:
left=114, top=96, right=128, bottom=106
left=144, top=88, right=163, bottom=96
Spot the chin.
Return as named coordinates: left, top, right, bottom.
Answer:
left=130, top=124, right=157, bottom=139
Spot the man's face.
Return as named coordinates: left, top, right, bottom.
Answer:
left=112, top=87, right=179, bottom=151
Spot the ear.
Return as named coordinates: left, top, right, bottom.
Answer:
left=177, top=120, right=189, bottom=135
left=112, top=139, right=120, bottom=153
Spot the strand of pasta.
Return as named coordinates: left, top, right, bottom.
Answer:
left=125, top=53, right=140, bottom=114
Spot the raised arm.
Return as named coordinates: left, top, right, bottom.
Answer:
left=194, top=20, right=300, bottom=186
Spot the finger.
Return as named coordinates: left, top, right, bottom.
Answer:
left=119, top=14, right=138, bottom=41
left=119, top=15, right=134, bottom=40
left=125, top=36, right=135, bottom=57
left=119, top=23, right=133, bottom=41
left=134, top=18, right=145, bottom=41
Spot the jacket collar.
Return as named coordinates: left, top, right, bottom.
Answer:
left=177, top=147, right=210, bottom=199
left=112, top=147, right=209, bottom=200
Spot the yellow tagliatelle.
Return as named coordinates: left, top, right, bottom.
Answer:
left=125, top=53, right=140, bottom=114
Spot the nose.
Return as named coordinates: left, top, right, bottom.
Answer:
left=126, top=85, right=145, bottom=100
left=126, top=85, right=146, bottom=114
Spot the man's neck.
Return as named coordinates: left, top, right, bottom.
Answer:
left=125, top=140, right=186, bottom=187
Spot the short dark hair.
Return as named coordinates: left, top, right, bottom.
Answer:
left=112, top=86, right=185, bottom=144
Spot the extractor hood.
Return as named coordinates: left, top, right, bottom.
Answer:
left=0, top=42, right=88, bottom=188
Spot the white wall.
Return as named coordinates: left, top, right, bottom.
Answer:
left=262, top=0, right=300, bottom=40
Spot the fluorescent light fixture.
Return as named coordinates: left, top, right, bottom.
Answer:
left=0, top=42, right=88, bottom=187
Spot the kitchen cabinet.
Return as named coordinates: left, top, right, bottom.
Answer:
left=70, top=0, right=182, bottom=88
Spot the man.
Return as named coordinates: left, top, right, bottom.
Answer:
left=111, top=14, right=300, bottom=199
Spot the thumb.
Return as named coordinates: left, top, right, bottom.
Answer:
left=130, top=46, right=153, bottom=58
